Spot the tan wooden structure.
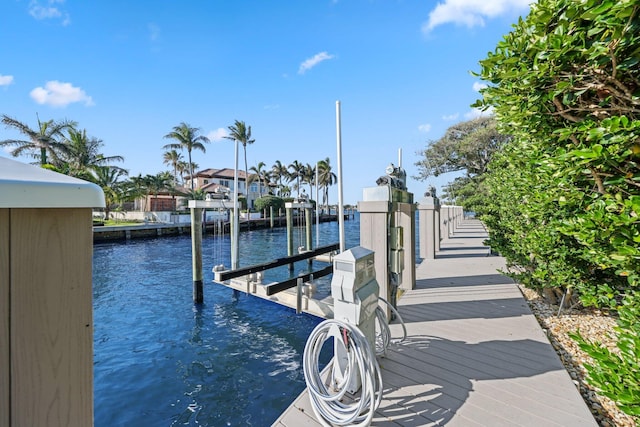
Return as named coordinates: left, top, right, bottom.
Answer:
left=1, top=158, right=104, bottom=427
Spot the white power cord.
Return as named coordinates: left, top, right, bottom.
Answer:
left=303, top=319, right=383, bottom=427
left=375, top=297, right=407, bottom=355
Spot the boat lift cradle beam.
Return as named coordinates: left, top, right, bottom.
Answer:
left=213, top=243, right=339, bottom=296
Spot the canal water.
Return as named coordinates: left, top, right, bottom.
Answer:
left=93, top=214, right=363, bottom=426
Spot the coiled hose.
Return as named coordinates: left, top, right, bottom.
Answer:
left=303, top=319, right=383, bottom=426
left=303, top=298, right=407, bottom=426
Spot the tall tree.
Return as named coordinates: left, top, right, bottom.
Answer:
left=224, top=120, right=255, bottom=196
left=317, top=157, right=337, bottom=212
left=288, top=160, right=304, bottom=197
left=163, top=149, right=183, bottom=185
left=1, top=114, right=76, bottom=166
left=176, top=160, right=189, bottom=185
left=414, top=116, right=509, bottom=180
left=163, top=122, right=209, bottom=191
left=271, top=160, right=289, bottom=196
left=301, top=163, right=316, bottom=198
left=249, top=161, right=268, bottom=197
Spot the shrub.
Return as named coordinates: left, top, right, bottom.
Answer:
left=571, top=301, right=640, bottom=419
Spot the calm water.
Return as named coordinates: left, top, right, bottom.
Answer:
left=93, top=214, right=362, bottom=426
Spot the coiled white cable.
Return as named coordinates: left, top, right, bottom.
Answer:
left=303, top=319, right=383, bottom=426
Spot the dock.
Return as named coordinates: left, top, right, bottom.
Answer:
left=274, top=218, right=597, bottom=426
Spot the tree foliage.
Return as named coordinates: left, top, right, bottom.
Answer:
left=475, top=0, right=639, bottom=310
left=1, top=114, right=76, bottom=166
left=475, top=3, right=639, bottom=416
left=415, top=116, right=508, bottom=211
left=415, top=116, right=509, bottom=179
left=163, top=122, right=210, bottom=192
left=254, top=195, right=284, bottom=212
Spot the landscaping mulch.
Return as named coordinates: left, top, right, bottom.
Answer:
left=519, top=285, right=638, bottom=427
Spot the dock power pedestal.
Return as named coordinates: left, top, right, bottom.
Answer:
left=303, top=246, right=384, bottom=425
left=330, top=246, right=379, bottom=394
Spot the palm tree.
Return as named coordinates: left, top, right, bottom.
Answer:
left=163, top=122, right=210, bottom=192
left=1, top=114, right=76, bottom=166
left=301, top=163, right=316, bottom=198
left=280, top=185, right=291, bottom=197
left=147, top=172, right=174, bottom=210
left=163, top=149, right=183, bottom=185
left=223, top=120, right=255, bottom=195
left=249, top=161, right=269, bottom=197
left=92, top=166, right=129, bottom=219
left=317, top=157, right=337, bottom=213
left=176, top=160, right=191, bottom=186
left=62, top=128, right=125, bottom=180
left=271, top=160, right=289, bottom=196
left=288, top=160, right=304, bottom=197
left=128, top=174, right=151, bottom=211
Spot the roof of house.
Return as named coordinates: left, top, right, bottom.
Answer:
left=191, top=168, right=248, bottom=180
left=201, top=182, right=232, bottom=193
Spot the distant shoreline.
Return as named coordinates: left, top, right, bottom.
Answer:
left=93, top=214, right=352, bottom=243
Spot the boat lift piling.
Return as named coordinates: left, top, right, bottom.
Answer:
left=189, top=198, right=235, bottom=304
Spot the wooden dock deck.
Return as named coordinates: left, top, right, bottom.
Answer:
left=274, top=219, right=597, bottom=426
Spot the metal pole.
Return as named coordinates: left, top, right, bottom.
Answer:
left=336, top=100, right=345, bottom=253
left=232, top=139, right=240, bottom=269
left=305, top=207, right=313, bottom=251
left=286, top=206, right=294, bottom=271
left=315, top=162, right=320, bottom=247
left=296, top=277, right=303, bottom=314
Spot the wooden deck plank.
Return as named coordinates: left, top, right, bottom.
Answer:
left=274, top=219, right=597, bottom=426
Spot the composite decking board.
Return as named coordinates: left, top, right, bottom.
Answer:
left=274, top=219, right=597, bottom=426
left=384, top=343, right=589, bottom=424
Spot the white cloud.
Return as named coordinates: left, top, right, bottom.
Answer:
left=422, top=0, right=533, bottom=33
left=473, top=81, right=488, bottom=92
left=30, top=81, right=94, bottom=107
left=464, top=106, right=494, bottom=120
left=418, top=123, right=432, bottom=133
left=0, top=75, right=14, bottom=86
left=207, top=128, right=228, bottom=142
left=29, top=0, right=70, bottom=26
left=442, top=113, right=459, bottom=121
left=298, top=52, right=335, bottom=74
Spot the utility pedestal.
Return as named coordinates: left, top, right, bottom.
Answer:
left=358, top=164, right=415, bottom=320
left=331, top=247, right=379, bottom=393
left=418, top=195, right=440, bottom=260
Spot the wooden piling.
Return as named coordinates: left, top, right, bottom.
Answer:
left=190, top=207, right=204, bottom=303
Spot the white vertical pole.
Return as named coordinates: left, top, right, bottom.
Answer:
left=336, top=100, right=345, bottom=253
left=315, top=162, right=320, bottom=247
left=232, top=139, right=240, bottom=269
left=398, top=147, right=402, bottom=168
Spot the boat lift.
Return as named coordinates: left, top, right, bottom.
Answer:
left=212, top=243, right=339, bottom=318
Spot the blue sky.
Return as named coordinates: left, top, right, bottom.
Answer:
left=1, top=0, right=533, bottom=204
